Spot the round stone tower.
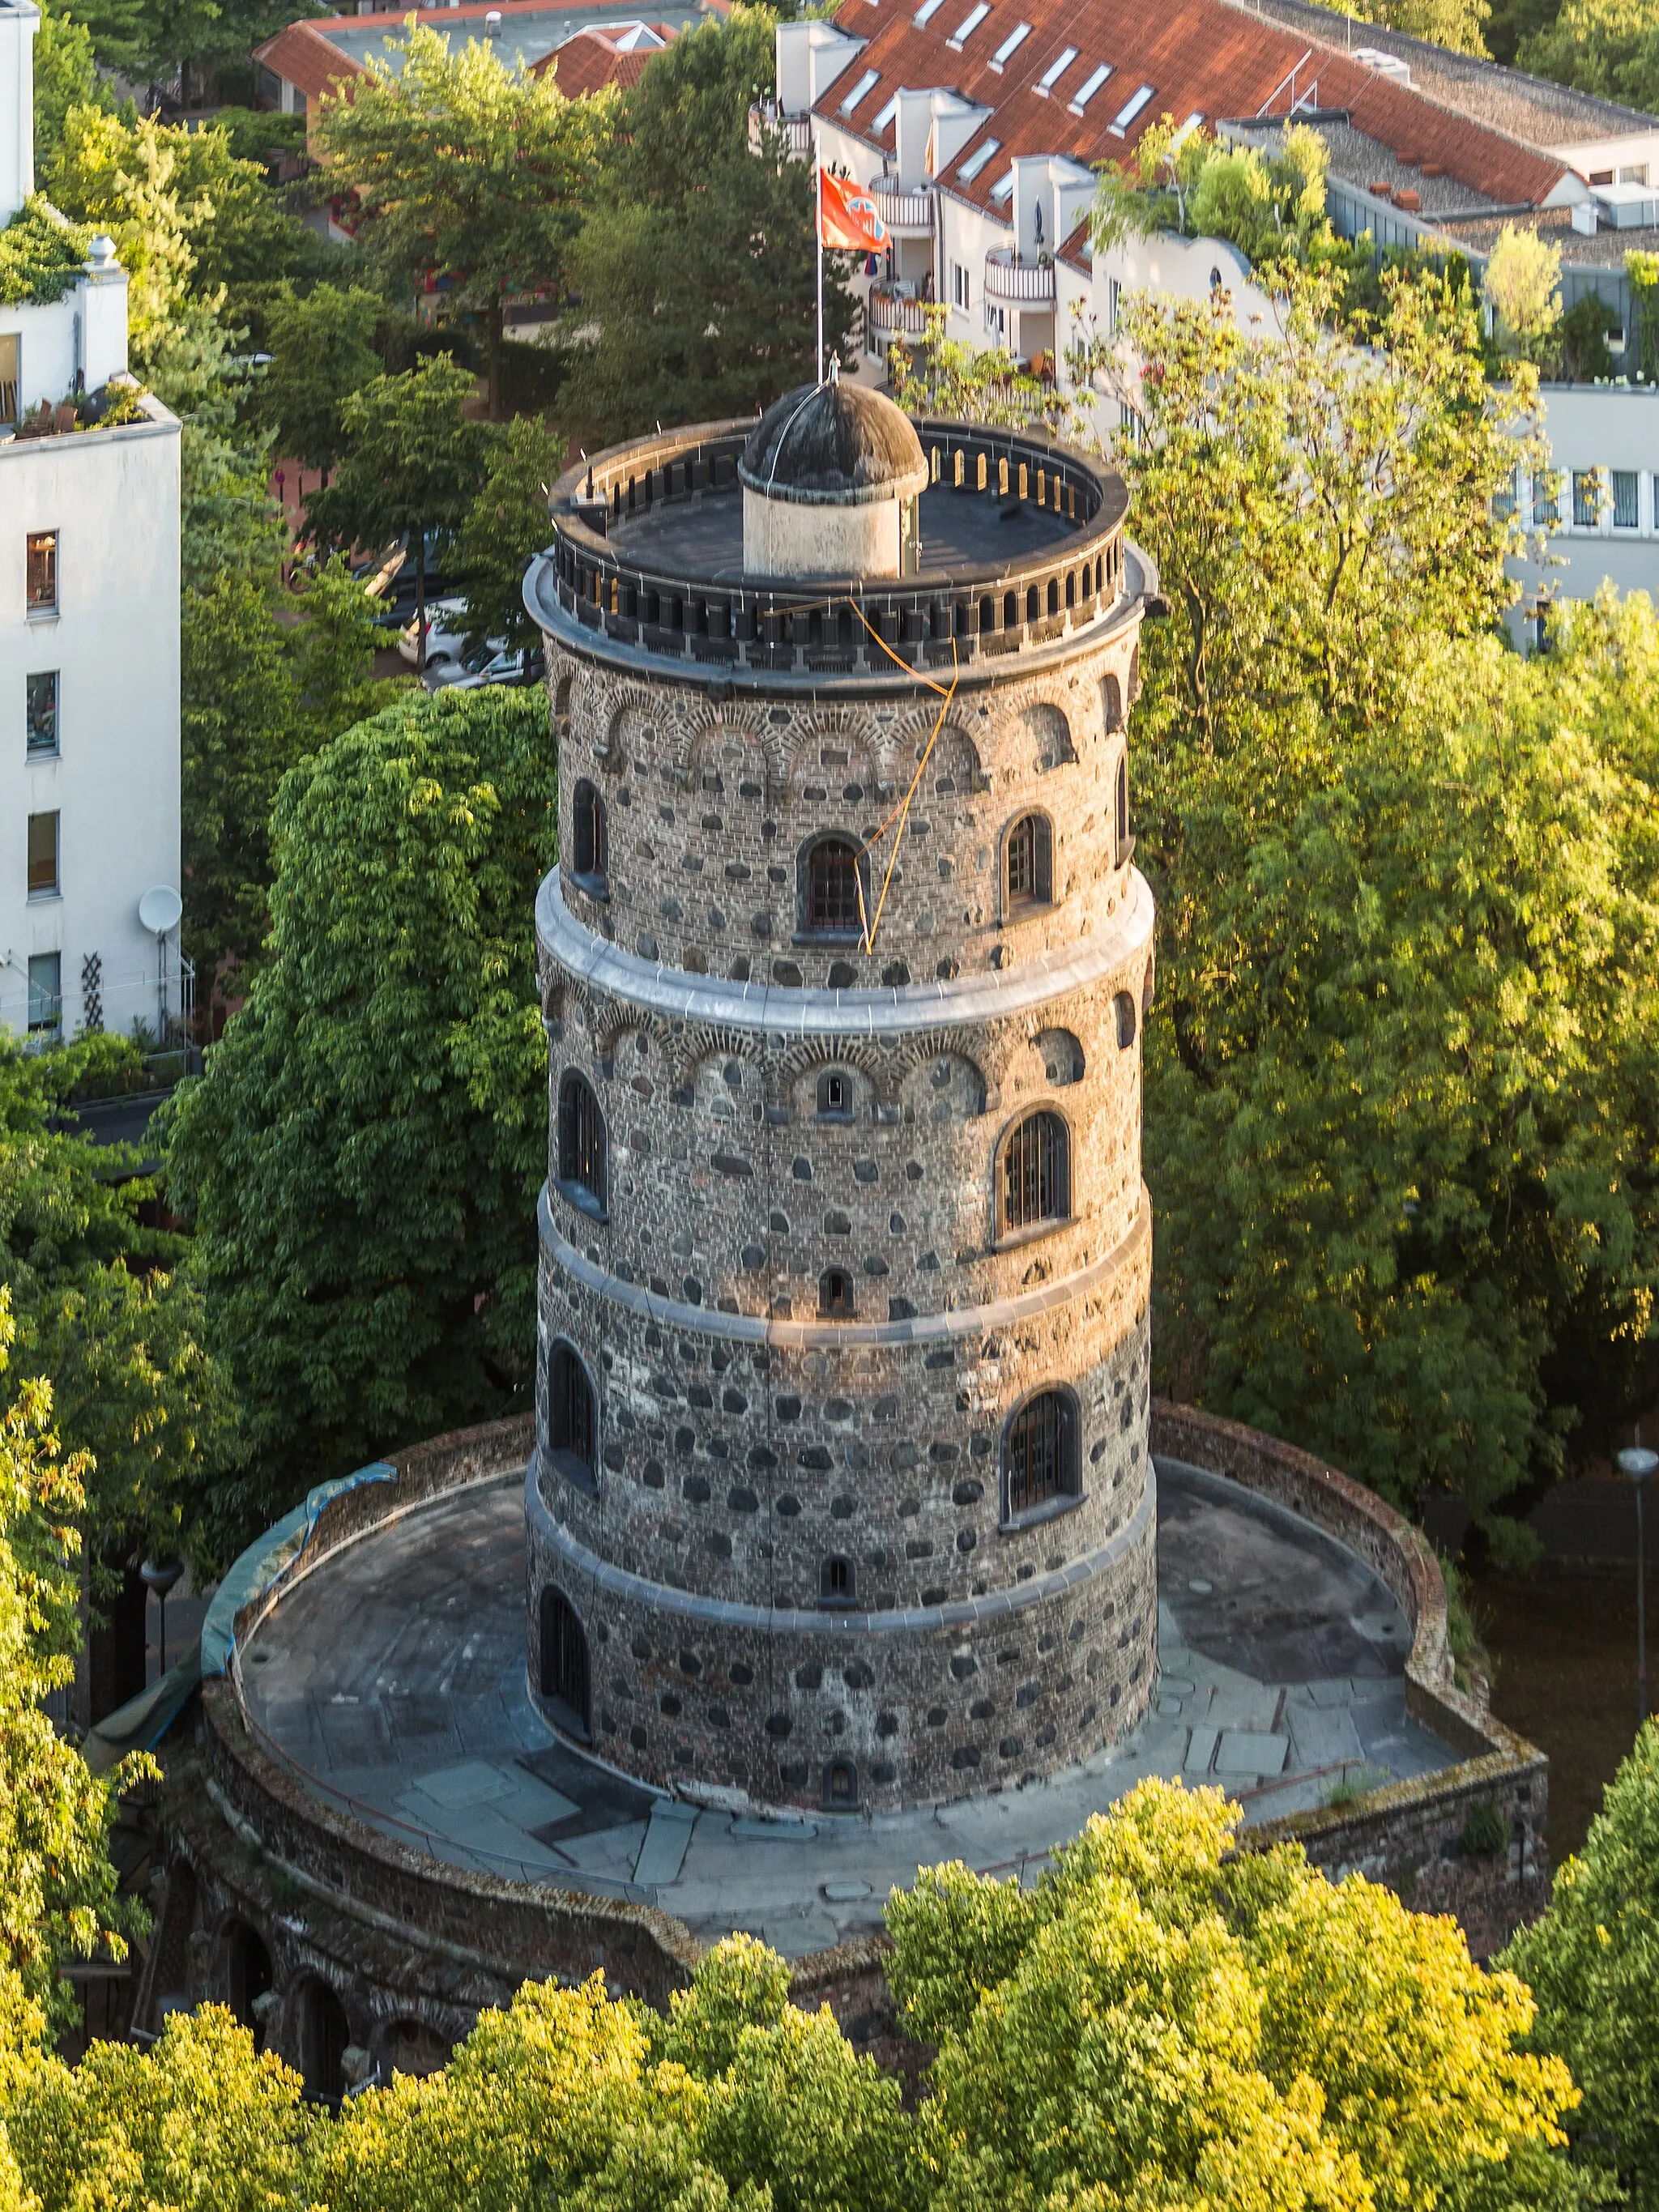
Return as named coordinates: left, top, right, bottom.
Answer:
left=522, top=390, right=1158, bottom=1816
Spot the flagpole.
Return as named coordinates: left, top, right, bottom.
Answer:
left=815, top=132, right=825, bottom=386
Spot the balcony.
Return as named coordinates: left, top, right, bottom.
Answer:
left=984, top=249, right=1057, bottom=305
left=866, top=287, right=934, bottom=343
left=748, top=102, right=812, bottom=160
left=869, top=177, right=935, bottom=233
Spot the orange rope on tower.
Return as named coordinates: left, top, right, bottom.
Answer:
left=840, top=598, right=959, bottom=957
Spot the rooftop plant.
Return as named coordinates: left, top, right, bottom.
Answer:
left=0, top=194, right=92, bottom=308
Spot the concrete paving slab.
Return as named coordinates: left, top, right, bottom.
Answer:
left=1299, top=1678, right=1357, bottom=1710
left=1183, top=1725, right=1218, bottom=1776
left=555, top=1822, right=649, bottom=1876
left=1215, top=1731, right=1290, bottom=1777
left=415, top=1758, right=518, bottom=1810
left=635, top=1803, right=699, bottom=1886
left=1286, top=1703, right=1363, bottom=1769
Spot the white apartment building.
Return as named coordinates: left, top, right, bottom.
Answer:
left=0, top=0, right=182, bottom=1046
left=775, top=0, right=1659, bottom=620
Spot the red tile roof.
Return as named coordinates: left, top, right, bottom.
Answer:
left=254, top=18, right=360, bottom=104
left=531, top=22, right=678, bottom=92
left=817, top=0, right=1567, bottom=216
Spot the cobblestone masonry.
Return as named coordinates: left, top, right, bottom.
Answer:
left=525, top=417, right=1158, bottom=1813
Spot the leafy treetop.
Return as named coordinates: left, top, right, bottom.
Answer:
left=0, top=195, right=92, bottom=306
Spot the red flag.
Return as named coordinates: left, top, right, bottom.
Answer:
left=819, top=167, right=889, bottom=253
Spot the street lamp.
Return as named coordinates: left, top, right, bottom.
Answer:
left=1616, top=1447, right=1657, bottom=1732
left=139, top=1557, right=184, bottom=1676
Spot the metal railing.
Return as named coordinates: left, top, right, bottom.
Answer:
left=748, top=101, right=812, bottom=159
left=984, top=249, right=1057, bottom=305
left=867, top=288, right=933, bottom=340
left=870, top=178, right=935, bottom=231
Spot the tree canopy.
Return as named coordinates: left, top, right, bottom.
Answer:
left=160, top=687, right=553, bottom=1538
left=314, top=25, right=613, bottom=419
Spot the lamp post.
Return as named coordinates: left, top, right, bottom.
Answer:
left=139, top=1557, right=184, bottom=1676
left=1616, top=1447, right=1657, bottom=1731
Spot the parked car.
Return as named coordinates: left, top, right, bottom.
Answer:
left=424, top=640, right=543, bottom=692
left=397, top=597, right=470, bottom=667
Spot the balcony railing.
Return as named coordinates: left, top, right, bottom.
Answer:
left=869, top=177, right=935, bottom=232
left=984, top=249, right=1057, bottom=305
left=748, top=102, right=812, bottom=159
left=867, top=288, right=933, bottom=341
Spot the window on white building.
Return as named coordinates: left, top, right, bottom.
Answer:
left=27, top=953, right=60, bottom=1040
left=1533, top=471, right=1560, bottom=527
left=985, top=300, right=1007, bottom=342
left=28, top=812, right=58, bottom=899
left=25, top=531, right=57, bottom=615
left=0, top=335, right=18, bottom=428
left=1613, top=470, right=1640, bottom=529
left=952, top=260, right=970, bottom=310
left=26, top=672, right=58, bottom=758
left=1108, top=277, right=1120, bottom=331
left=1572, top=470, right=1603, bottom=529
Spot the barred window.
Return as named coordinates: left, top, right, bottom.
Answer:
left=1572, top=470, right=1603, bottom=529
left=572, top=779, right=607, bottom=886
left=539, top=1585, right=591, bottom=1734
left=1005, top=813, right=1052, bottom=908
left=803, top=837, right=863, bottom=936
left=1000, top=1109, right=1069, bottom=1234
left=1003, top=1390, right=1077, bottom=1519
left=557, top=1072, right=606, bottom=1214
left=548, top=1343, right=595, bottom=1472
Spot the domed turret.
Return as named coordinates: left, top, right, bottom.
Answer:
left=740, top=374, right=929, bottom=580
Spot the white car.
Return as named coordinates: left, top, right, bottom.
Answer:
left=397, top=597, right=470, bottom=667
left=424, top=640, right=531, bottom=692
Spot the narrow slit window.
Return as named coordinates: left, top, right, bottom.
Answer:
left=28, top=811, right=58, bottom=897
left=25, top=532, right=57, bottom=614
left=26, top=671, right=58, bottom=757
left=572, top=779, right=608, bottom=886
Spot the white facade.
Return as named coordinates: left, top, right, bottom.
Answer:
left=1, top=0, right=183, bottom=1046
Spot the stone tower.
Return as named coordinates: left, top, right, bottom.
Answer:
left=522, top=384, right=1157, bottom=1815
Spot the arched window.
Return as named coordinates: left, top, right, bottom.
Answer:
left=297, top=1978, right=351, bottom=2108
left=817, top=1069, right=853, bottom=1119
left=1003, top=1390, right=1078, bottom=1520
left=821, top=1554, right=855, bottom=1607
left=1103, top=672, right=1123, bottom=731
left=1114, top=991, right=1137, bottom=1050
left=999, top=1109, right=1070, bottom=1235
left=571, top=779, right=608, bottom=891
left=800, top=837, right=864, bottom=938
left=547, top=1341, right=595, bottom=1479
left=819, top=1267, right=855, bottom=1319
left=224, top=1920, right=273, bottom=2051
left=539, top=1585, right=591, bottom=1737
left=1115, top=756, right=1132, bottom=865
left=557, top=1072, right=606, bottom=1215
left=823, top=1758, right=859, bottom=1809
left=1004, top=812, right=1053, bottom=911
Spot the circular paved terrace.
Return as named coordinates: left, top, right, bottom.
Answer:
left=237, top=1463, right=1455, bottom=1957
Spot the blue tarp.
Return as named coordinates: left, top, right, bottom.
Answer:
left=198, top=1462, right=397, bottom=1677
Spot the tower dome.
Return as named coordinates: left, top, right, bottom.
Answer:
left=740, top=377, right=929, bottom=580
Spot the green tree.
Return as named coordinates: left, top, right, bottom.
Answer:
left=160, top=688, right=553, bottom=1534
left=1520, top=0, right=1659, bottom=113
left=30, top=0, right=126, bottom=177
left=888, top=1778, right=1584, bottom=2212
left=0, top=1293, right=147, bottom=2052
left=1505, top=1719, right=1659, bottom=2208
left=1316, top=0, right=1491, bottom=50
left=315, top=23, right=612, bottom=419
left=310, top=355, right=488, bottom=669
left=1107, top=269, right=1659, bottom=1532
left=564, top=14, right=851, bottom=439
left=456, top=414, right=561, bottom=647
left=0, top=1039, right=236, bottom=1582
left=255, top=280, right=384, bottom=477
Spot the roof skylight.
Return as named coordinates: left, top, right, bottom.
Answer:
left=914, top=0, right=946, bottom=23
left=839, top=66, right=881, bottom=113
left=989, top=168, right=1015, bottom=202
left=957, top=136, right=1002, bottom=180
left=947, top=2, right=990, bottom=48
left=1068, top=62, right=1111, bottom=113
left=872, top=92, right=901, bottom=132
left=1034, top=44, right=1077, bottom=93
left=1109, top=83, right=1155, bottom=134
left=989, top=20, right=1030, bottom=67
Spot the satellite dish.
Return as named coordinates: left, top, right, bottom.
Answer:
left=138, top=884, right=182, bottom=935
